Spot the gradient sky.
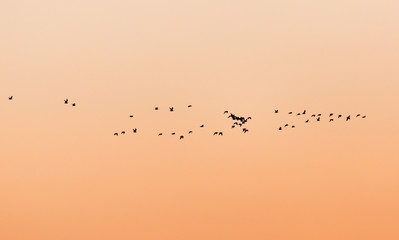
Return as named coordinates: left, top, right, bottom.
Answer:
left=1, top=0, right=399, bottom=239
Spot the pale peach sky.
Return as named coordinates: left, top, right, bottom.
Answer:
left=1, top=0, right=399, bottom=239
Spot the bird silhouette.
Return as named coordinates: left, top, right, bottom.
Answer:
left=224, top=111, right=229, bottom=114
left=292, top=125, right=295, bottom=128
left=305, top=120, right=309, bottom=123
left=288, top=112, right=293, bottom=114
left=329, top=113, right=333, bottom=117
left=169, top=107, right=174, bottom=112
left=171, top=133, right=176, bottom=135
left=114, top=133, right=118, bottom=136
left=284, top=124, right=289, bottom=127
left=317, top=117, right=321, bottom=121
left=200, top=125, right=204, bottom=128
left=356, top=114, right=361, bottom=117
left=338, top=115, right=342, bottom=118
left=188, top=105, right=192, bottom=108
left=362, top=116, right=366, bottom=118
left=311, top=114, right=316, bottom=117
left=275, top=110, right=278, bottom=113
left=64, top=99, right=68, bottom=104
left=155, top=107, right=158, bottom=110
left=8, top=96, right=13, bottom=100
left=296, top=113, right=301, bottom=116
left=213, top=132, right=218, bottom=135
left=180, top=136, right=184, bottom=140
left=232, top=125, right=235, bottom=128
left=242, top=128, right=248, bottom=133
left=219, top=132, right=223, bottom=136
left=121, top=131, right=126, bottom=135
left=329, top=119, right=334, bottom=122
left=129, top=115, right=133, bottom=118
left=188, top=131, right=193, bottom=134
left=303, top=110, right=306, bottom=114
left=72, top=103, right=76, bottom=107
left=132, top=128, right=137, bottom=133
left=278, top=127, right=282, bottom=130
left=346, top=115, right=351, bottom=121
left=247, top=117, right=252, bottom=120
left=158, top=133, right=163, bottom=136
left=317, top=114, right=321, bottom=116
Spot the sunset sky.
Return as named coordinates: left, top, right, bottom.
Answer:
left=1, top=0, right=399, bottom=239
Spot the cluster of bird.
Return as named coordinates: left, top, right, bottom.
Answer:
left=274, top=109, right=367, bottom=130
left=64, top=98, right=77, bottom=107
left=224, top=111, right=251, bottom=133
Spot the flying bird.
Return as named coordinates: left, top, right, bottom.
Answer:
left=338, top=115, right=342, bottom=118
left=278, top=127, right=282, bottom=131
left=317, top=117, right=320, bottom=121
left=114, top=133, right=118, bottom=136
left=188, top=105, right=192, bottom=108
left=317, top=114, right=321, bottom=116
left=155, top=107, right=158, bottom=110
left=72, top=103, right=76, bottom=107
left=129, top=115, right=133, bottom=118
left=275, top=110, right=278, bottom=113
left=213, top=132, right=218, bottom=135
left=188, top=131, right=193, bottom=134
left=242, top=128, right=248, bottom=133
left=302, top=110, right=306, bottom=114
left=8, top=96, right=13, bottom=100
left=180, top=136, right=184, bottom=140
left=305, top=120, right=309, bottom=123
left=329, top=113, right=333, bottom=117
left=292, top=125, right=295, bottom=128
left=346, top=115, right=351, bottom=121
left=158, top=133, right=163, bottom=136
left=362, top=116, right=366, bottom=118
left=311, top=114, right=316, bottom=117
left=64, top=99, right=68, bottom=104
left=171, top=133, right=176, bottom=135
left=232, top=125, right=235, bottom=128
left=219, top=132, right=223, bottom=136
left=284, top=124, right=289, bottom=127
left=169, top=107, right=174, bottom=112
left=356, top=114, right=361, bottom=117
left=297, top=113, right=301, bottom=116
left=132, top=128, right=137, bottom=133
left=121, top=131, right=126, bottom=135
left=329, top=119, right=334, bottom=122
left=200, top=125, right=204, bottom=128
left=288, top=112, right=293, bottom=114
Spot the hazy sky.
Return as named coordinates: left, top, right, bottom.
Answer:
left=1, top=0, right=399, bottom=239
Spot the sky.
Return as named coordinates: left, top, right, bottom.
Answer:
left=1, top=0, right=399, bottom=239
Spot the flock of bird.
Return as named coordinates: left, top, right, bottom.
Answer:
left=6, top=96, right=368, bottom=138
left=274, top=109, right=367, bottom=131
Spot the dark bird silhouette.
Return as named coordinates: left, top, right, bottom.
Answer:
left=346, top=115, right=351, bottom=121
left=132, top=128, right=137, bottom=133
left=356, top=114, right=361, bottom=117
left=288, top=112, right=293, bottom=114
left=329, top=119, right=334, bottom=122
left=213, top=132, right=218, bottom=135
left=169, top=107, right=174, bottom=112
left=224, top=111, right=229, bottom=114
left=180, top=136, right=184, bottom=140
left=9, top=96, right=13, bottom=100
left=275, top=110, right=278, bottom=113
left=242, top=128, right=248, bottom=133
left=317, top=117, right=321, bottom=121
left=200, top=125, right=204, bottom=128
left=64, top=99, right=68, bottom=104
left=219, top=132, right=223, bottom=136
left=232, top=125, right=235, bottom=128
left=328, top=113, right=333, bottom=117
left=188, top=105, right=192, bottom=108
left=292, top=125, right=295, bottom=128
left=305, top=120, right=309, bottom=123
left=338, top=115, right=342, bottom=118
left=284, top=124, right=289, bottom=127
left=311, top=114, right=316, bottom=117
left=114, top=133, right=118, bottom=136
left=158, top=133, right=163, bottom=136
left=155, top=107, right=158, bottom=110
left=247, top=117, right=252, bottom=120
left=129, top=115, right=133, bottom=118
left=238, top=123, right=242, bottom=127
left=72, top=103, right=76, bottom=107
left=297, top=113, right=301, bottom=116
left=121, top=131, right=126, bottom=135
left=362, top=116, right=366, bottom=118
left=317, top=114, right=321, bottom=116
left=303, top=110, right=306, bottom=114
left=278, top=127, right=282, bottom=130
left=171, top=133, right=176, bottom=135
left=188, top=131, right=193, bottom=134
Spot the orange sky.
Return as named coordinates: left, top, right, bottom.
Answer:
left=1, top=0, right=399, bottom=239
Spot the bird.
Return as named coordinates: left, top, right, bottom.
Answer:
left=132, top=128, right=137, bottom=133
left=329, top=119, right=334, bottom=122
left=311, top=114, right=316, bottom=117
left=158, top=133, right=163, bottom=136
left=278, top=127, right=282, bottom=131
left=305, top=119, right=309, bottom=123
left=8, top=96, right=13, bottom=100
left=224, top=111, right=229, bottom=114
left=213, top=132, right=218, bottom=135
left=64, top=99, right=68, bottom=104
left=247, top=117, right=252, bottom=120
left=362, top=116, right=366, bottom=118
left=317, top=117, right=321, bottom=121
left=329, top=113, right=333, bottom=117
left=232, top=125, right=235, bottom=128
left=288, top=112, right=293, bottom=114
left=317, top=114, right=321, bottom=116
left=338, top=115, right=342, bottom=118
left=129, top=115, right=133, bottom=118
left=188, top=105, right=192, bottom=108
left=297, top=113, right=301, bottom=116
left=284, top=124, right=289, bottom=127
left=243, top=128, right=248, bottom=133
left=114, top=133, right=118, bottom=136
left=121, top=131, right=126, bottom=135
left=155, top=107, right=158, bottom=110
left=188, top=131, right=193, bottom=134
left=292, top=125, right=295, bottom=128
left=180, top=136, right=184, bottom=140
left=275, top=110, right=278, bottom=113
left=171, top=133, right=176, bottom=135
left=72, top=103, right=76, bottom=107
left=219, top=132, right=223, bottom=136
left=346, top=115, right=351, bottom=121
left=356, top=114, right=361, bottom=117
left=200, top=125, right=204, bottom=128
left=303, top=110, right=306, bottom=114
left=169, top=107, right=174, bottom=112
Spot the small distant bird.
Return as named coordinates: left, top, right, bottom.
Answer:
left=188, top=105, right=192, bottom=108
left=247, top=117, right=252, bottom=120
left=121, top=131, right=126, bottom=135
left=188, top=131, right=193, bottom=134
left=305, top=120, right=309, bottom=123
left=292, top=125, right=295, bottom=128
left=219, top=132, right=223, bottom=136
left=213, top=132, right=218, bottom=135
left=158, top=133, right=163, bottom=136
left=346, top=115, right=351, bottom=121
left=224, top=111, right=229, bottom=114
left=302, top=110, right=306, bottom=114
left=72, top=103, right=76, bottom=107
left=114, top=133, right=118, bottom=136
left=169, top=107, right=174, bottom=112
left=275, top=110, right=278, bottom=113
left=278, top=127, right=282, bottom=130
left=64, top=99, right=68, bottom=104
left=317, top=117, right=320, bottom=121
left=180, top=136, right=184, bottom=140
left=338, top=115, right=342, bottom=118
left=232, top=125, right=235, bottom=128
left=311, top=114, right=316, bottom=117
left=284, top=124, right=289, bottom=127
left=129, top=115, right=133, bottom=118
left=329, top=113, right=333, bottom=117
left=317, top=114, right=321, bottom=116
left=9, top=96, right=13, bottom=100
left=356, top=114, right=361, bottom=117
left=238, top=123, right=242, bottom=127
left=288, top=112, right=293, bottom=114
left=243, top=128, right=248, bottom=133
left=329, top=119, right=334, bottom=122
left=200, top=125, right=204, bottom=128
left=297, top=113, right=301, bottom=116
left=171, top=133, right=176, bottom=135
left=362, top=116, right=366, bottom=118
left=132, top=128, right=137, bottom=133
left=155, top=107, right=158, bottom=110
